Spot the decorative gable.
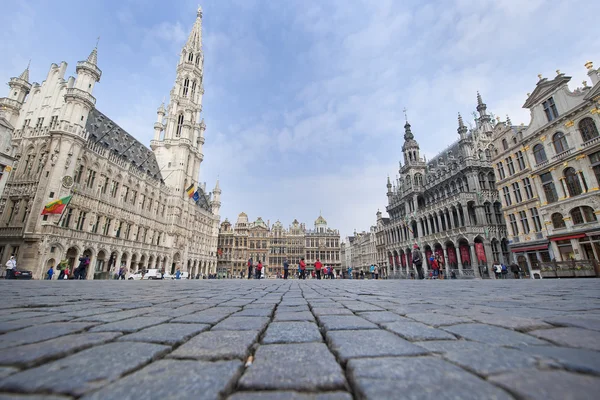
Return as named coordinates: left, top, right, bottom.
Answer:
left=523, top=75, right=571, bottom=109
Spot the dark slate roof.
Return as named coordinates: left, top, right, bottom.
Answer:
left=86, top=108, right=163, bottom=181
left=195, top=188, right=212, bottom=212
left=427, top=139, right=462, bottom=169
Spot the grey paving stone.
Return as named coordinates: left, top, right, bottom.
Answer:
left=442, top=346, right=542, bottom=376
left=228, top=392, right=352, bottom=400
left=88, top=316, right=171, bottom=333
left=81, top=359, right=242, bottom=400
left=470, top=314, right=551, bottom=331
left=73, top=307, right=155, bottom=323
left=405, top=312, right=472, bottom=327
left=0, top=332, right=121, bottom=367
left=317, top=315, right=378, bottom=330
left=171, top=310, right=233, bottom=324
left=544, top=315, right=600, bottom=332
left=235, top=308, right=274, bottom=317
left=347, top=356, right=513, bottom=400
left=0, top=342, right=169, bottom=396
left=212, top=316, right=270, bottom=331
left=276, top=305, right=310, bottom=312
left=117, top=323, right=210, bottom=345
left=169, top=330, right=259, bottom=361
left=357, top=311, right=409, bottom=324
left=518, top=345, right=600, bottom=376
left=0, top=394, right=72, bottom=400
left=489, top=369, right=600, bottom=400
left=413, top=340, right=491, bottom=354
left=341, top=301, right=385, bottom=312
left=442, top=323, right=548, bottom=346
left=238, top=343, right=346, bottom=391
left=312, top=307, right=354, bottom=316
left=63, top=307, right=123, bottom=318
left=0, top=367, right=17, bottom=379
left=0, top=314, right=75, bottom=333
left=382, top=320, right=456, bottom=341
left=262, top=321, right=322, bottom=344
left=274, top=311, right=315, bottom=322
left=0, top=322, right=98, bottom=349
left=528, top=327, right=600, bottom=351
left=327, top=329, right=429, bottom=362
left=0, top=311, right=54, bottom=322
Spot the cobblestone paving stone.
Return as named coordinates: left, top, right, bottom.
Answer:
left=0, top=279, right=599, bottom=399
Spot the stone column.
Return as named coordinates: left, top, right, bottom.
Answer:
left=456, top=246, right=463, bottom=273
left=470, top=243, right=482, bottom=278
left=437, top=214, right=444, bottom=232
left=442, top=245, right=450, bottom=277
left=113, top=253, right=122, bottom=279
left=577, top=170, right=589, bottom=193
left=417, top=220, right=424, bottom=239
left=445, top=211, right=452, bottom=230
left=559, top=178, right=568, bottom=198
left=86, top=253, right=96, bottom=280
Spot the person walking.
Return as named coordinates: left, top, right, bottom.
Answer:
left=255, top=260, right=263, bottom=280
left=492, top=260, right=502, bottom=279
left=57, top=260, right=68, bottom=280
left=299, top=258, right=306, bottom=280
left=46, top=265, right=54, bottom=280
left=314, top=258, right=323, bottom=280
left=412, top=245, right=424, bottom=280
left=283, top=258, right=289, bottom=280
left=175, top=267, right=181, bottom=280
left=370, top=264, right=375, bottom=279
left=436, top=254, right=445, bottom=280
left=510, top=262, right=520, bottom=279
left=430, top=256, right=439, bottom=280
left=5, top=256, right=16, bottom=279
left=328, top=265, right=335, bottom=280
left=374, top=264, right=379, bottom=280
left=75, top=255, right=90, bottom=280
left=247, top=258, right=253, bottom=280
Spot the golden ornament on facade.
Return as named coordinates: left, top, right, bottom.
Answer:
left=540, top=135, right=546, bottom=141
left=564, top=120, right=574, bottom=128
left=584, top=61, right=594, bottom=70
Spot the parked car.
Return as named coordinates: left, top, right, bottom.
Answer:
left=142, top=269, right=160, bottom=280
left=12, top=269, right=33, bottom=280
left=180, top=272, right=189, bottom=279
left=162, top=272, right=173, bottom=280
left=128, top=272, right=143, bottom=280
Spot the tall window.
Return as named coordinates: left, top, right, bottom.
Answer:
left=116, top=222, right=123, bottom=238
left=551, top=213, right=566, bottom=229
left=487, top=172, right=495, bottom=190
left=502, top=187, right=512, bottom=206
left=512, top=182, right=523, bottom=203
left=494, top=202, right=503, bottom=224
left=519, top=210, right=530, bottom=233
left=188, top=52, right=194, bottom=62
left=502, top=138, right=508, bottom=150
left=590, top=151, right=600, bottom=186
left=540, top=172, right=558, bottom=203
left=484, top=203, right=493, bottom=224
left=478, top=173, right=487, bottom=190
left=542, top=97, right=559, bottom=122
left=50, top=115, right=58, bottom=129
left=516, top=151, right=526, bottom=170
left=102, top=218, right=112, bottom=235
left=506, top=156, right=515, bottom=175
left=570, top=206, right=597, bottom=225
left=564, top=167, right=582, bottom=197
left=86, top=170, right=96, bottom=189
left=74, top=164, right=84, bottom=183
left=552, top=132, right=568, bottom=154
left=75, top=211, right=87, bottom=231
left=110, top=181, right=119, bottom=197
left=183, top=78, right=190, bottom=97
left=530, top=207, right=542, bottom=232
left=176, top=114, right=184, bottom=137
left=533, top=144, right=547, bottom=165
left=579, top=117, right=599, bottom=142
left=100, top=175, right=109, bottom=194
left=509, top=214, right=519, bottom=236
left=523, top=177, right=533, bottom=199
left=92, top=216, right=100, bottom=233
left=191, top=81, right=197, bottom=99
left=61, top=208, right=73, bottom=228
left=496, top=162, right=505, bottom=180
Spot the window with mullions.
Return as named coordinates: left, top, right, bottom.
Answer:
left=519, top=210, right=530, bottom=233
left=564, top=167, right=583, bottom=197
left=533, top=144, right=547, bottom=165
left=523, top=177, right=534, bottom=199
left=579, top=118, right=599, bottom=142
left=543, top=97, right=559, bottom=122
left=496, top=162, right=505, bottom=180
left=590, top=151, right=600, bottom=186
left=540, top=172, right=558, bottom=203
left=516, top=151, right=526, bottom=170
left=509, top=214, right=519, bottom=236
left=530, top=207, right=542, bottom=232
left=502, top=187, right=512, bottom=206
left=552, top=132, right=568, bottom=154
left=506, top=156, right=515, bottom=175
left=570, top=206, right=597, bottom=225
left=512, top=182, right=522, bottom=203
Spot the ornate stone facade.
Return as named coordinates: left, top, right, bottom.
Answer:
left=343, top=227, right=377, bottom=275
left=217, top=214, right=341, bottom=278
left=0, top=8, right=221, bottom=279
left=492, top=63, right=600, bottom=275
left=382, top=94, right=509, bottom=279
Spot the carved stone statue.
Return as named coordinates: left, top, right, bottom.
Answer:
left=65, top=155, right=72, bottom=169
left=51, top=153, right=58, bottom=166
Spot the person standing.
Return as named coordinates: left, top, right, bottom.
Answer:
left=255, top=260, right=263, bottom=280
left=370, top=264, right=375, bottom=279
left=175, top=267, right=181, bottom=280
left=299, top=258, right=306, bottom=280
left=412, top=245, right=424, bottom=280
left=347, top=266, right=352, bottom=279
left=314, top=258, right=323, bottom=280
left=283, top=258, right=289, bottom=280
left=374, top=265, right=379, bottom=280
left=492, top=260, right=502, bottom=279
left=46, top=265, right=54, bottom=280
left=510, top=262, right=520, bottom=279
left=57, top=260, right=67, bottom=280
left=430, top=256, right=439, bottom=280
left=247, top=258, right=253, bottom=280
left=5, top=256, right=16, bottom=279
left=76, top=255, right=90, bottom=280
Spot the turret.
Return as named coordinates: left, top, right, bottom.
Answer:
left=387, top=176, right=392, bottom=196
left=457, top=112, right=468, bottom=139
left=476, top=91, right=493, bottom=133
left=402, top=121, right=420, bottom=165
left=586, top=61, right=599, bottom=86
left=211, top=179, right=221, bottom=215
left=153, top=101, right=165, bottom=141
left=0, top=63, right=32, bottom=127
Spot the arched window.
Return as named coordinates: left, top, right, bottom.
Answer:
left=579, top=117, right=599, bottom=142
left=414, top=173, right=423, bottom=187
left=487, top=172, right=495, bottom=190
left=191, top=81, right=197, bottom=99
left=564, top=167, right=582, bottom=197
left=188, top=52, right=194, bottom=62
left=478, top=173, right=487, bottom=190
left=533, top=144, right=547, bottom=164
left=195, top=54, right=201, bottom=66
left=183, top=78, right=190, bottom=97
left=458, top=179, right=464, bottom=192
left=502, top=138, right=508, bottom=150
left=485, top=148, right=491, bottom=161
left=552, top=132, right=568, bottom=154
left=176, top=114, right=184, bottom=137
left=551, top=213, right=566, bottom=229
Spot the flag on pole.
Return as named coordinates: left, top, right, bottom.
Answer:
left=192, top=190, right=200, bottom=202
left=41, top=195, right=73, bottom=215
left=185, top=184, right=195, bottom=198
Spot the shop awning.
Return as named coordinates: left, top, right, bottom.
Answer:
left=550, top=233, right=586, bottom=241
left=510, top=244, right=549, bottom=253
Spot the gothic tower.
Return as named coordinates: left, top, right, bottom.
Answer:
left=0, top=64, right=32, bottom=128
left=152, top=7, right=205, bottom=196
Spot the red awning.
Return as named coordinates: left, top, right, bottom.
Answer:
left=550, top=233, right=586, bottom=241
left=510, top=244, right=549, bottom=253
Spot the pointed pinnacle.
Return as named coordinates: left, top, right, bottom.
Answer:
left=477, top=91, right=483, bottom=106
left=458, top=112, right=465, bottom=127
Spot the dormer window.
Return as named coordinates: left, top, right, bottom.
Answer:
left=542, top=97, right=559, bottom=122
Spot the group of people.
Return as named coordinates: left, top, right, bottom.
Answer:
left=492, top=261, right=522, bottom=279
left=42, top=256, right=89, bottom=280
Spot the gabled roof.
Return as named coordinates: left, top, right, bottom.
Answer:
left=584, top=81, right=600, bottom=101
left=0, top=116, right=13, bottom=130
left=523, top=75, right=571, bottom=109
left=86, top=108, right=163, bottom=181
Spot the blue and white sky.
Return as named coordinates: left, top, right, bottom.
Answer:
left=2, top=0, right=599, bottom=238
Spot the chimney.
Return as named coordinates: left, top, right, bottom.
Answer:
left=585, top=61, right=599, bottom=86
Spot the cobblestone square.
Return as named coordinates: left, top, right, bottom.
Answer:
left=0, top=279, right=599, bottom=399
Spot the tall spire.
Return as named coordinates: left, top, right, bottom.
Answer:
left=185, top=6, right=203, bottom=52
left=403, top=121, right=414, bottom=141
left=458, top=112, right=468, bottom=138
left=18, top=61, right=30, bottom=81
left=476, top=91, right=488, bottom=117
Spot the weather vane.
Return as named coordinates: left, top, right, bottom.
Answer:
left=403, top=107, right=408, bottom=122
left=95, top=36, right=100, bottom=48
